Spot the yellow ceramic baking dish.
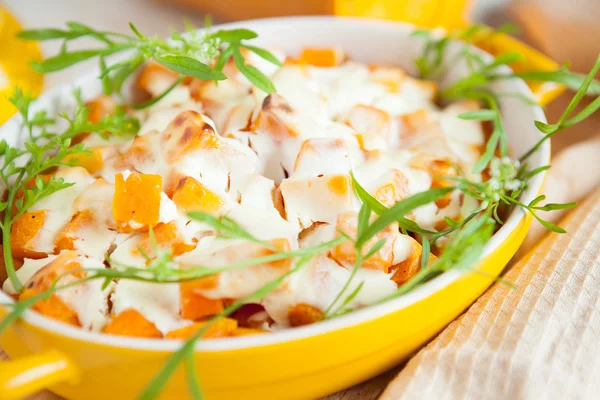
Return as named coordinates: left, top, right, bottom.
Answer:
left=0, top=17, right=559, bottom=400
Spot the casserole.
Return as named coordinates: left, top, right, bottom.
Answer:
left=0, top=16, right=558, bottom=400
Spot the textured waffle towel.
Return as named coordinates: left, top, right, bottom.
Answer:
left=381, top=186, right=600, bottom=400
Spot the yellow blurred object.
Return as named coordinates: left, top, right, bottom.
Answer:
left=0, top=6, right=43, bottom=125
left=335, top=0, right=472, bottom=30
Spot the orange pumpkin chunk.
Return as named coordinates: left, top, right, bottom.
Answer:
left=390, top=238, right=437, bottom=286
left=165, top=318, right=238, bottom=340
left=171, top=177, right=224, bottom=214
left=289, top=303, right=323, bottom=327
left=19, top=251, right=84, bottom=327
left=299, top=47, right=345, bottom=67
left=372, top=170, right=409, bottom=208
left=429, top=160, right=455, bottom=208
left=135, top=62, right=179, bottom=97
left=260, top=238, right=292, bottom=269
left=330, top=212, right=397, bottom=272
left=102, top=309, right=162, bottom=338
left=87, top=96, right=117, bottom=124
left=327, top=175, right=351, bottom=196
left=161, top=111, right=221, bottom=162
left=10, top=210, right=48, bottom=259
left=20, top=251, right=85, bottom=290
left=55, top=209, right=95, bottom=252
left=112, top=172, right=162, bottom=232
left=411, top=158, right=456, bottom=209
left=136, top=222, right=196, bottom=259
left=63, top=148, right=104, bottom=174
left=72, top=96, right=117, bottom=144
left=180, top=282, right=224, bottom=321
left=21, top=292, right=80, bottom=327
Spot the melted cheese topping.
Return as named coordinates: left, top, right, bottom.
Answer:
left=31, top=167, right=95, bottom=253
left=262, top=255, right=397, bottom=327
left=3, top=49, right=485, bottom=332
left=110, top=278, right=188, bottom=334
left=57, top=256, right=112, bottom=331
left=3, top=255, right=59, bottom=294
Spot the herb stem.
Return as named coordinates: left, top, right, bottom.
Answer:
left=324, top=255, right=363, bottom=317
left=185, top=351, right=203, bottom=400
left=2, top=209, right=22, bottom=293
left=2, top=169, right=26, bottom=293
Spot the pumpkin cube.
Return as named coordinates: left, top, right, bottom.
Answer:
left=63, top=147, right=104, bottom=174
left=180, top=282, right=225, bottom=321
left=136, top=221, right=196, bottom=258
left=330, top=211, right=398, bottom=272
left=299, top=47, right=345, bottom=67
left=102, top=308, right=162, bottom=339
left=54, top=209, right=95, bottom=252
left=112, top=172, right=162, bottom=232
left=161, top=110, right=221, bottom=162
left=288, top=303, right=323, bottom=327
left=19, top=250, right=85, bottom=327
left=10, top=210, right=48, bottom=259
left=390, top=237, right=437, bottom=286
left=72, top=96, right=117, bottom=144
left=135, top=62, right=180, bottom=99
left=171, top=177, right=224, bottom=214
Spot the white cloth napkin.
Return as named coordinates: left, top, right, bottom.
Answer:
left=381, top=185, right=600, bottom=400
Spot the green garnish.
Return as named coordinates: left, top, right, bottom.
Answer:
left=0, top=89, right=139, bottom=292
left=521, top=55, right=600, bottom=161
left=414, top=24, right=600, bottom=96
left=18, top=21, right=281, bottom=96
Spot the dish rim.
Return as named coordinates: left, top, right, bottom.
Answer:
left=0, top=15, right=550, bottom=352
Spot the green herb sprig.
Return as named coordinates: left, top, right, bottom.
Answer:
left=414, top=24, right=600, bottom=95
left=381, top=212, right=497, bottom=301
left=325, top=183, right=457, bottom=317
left=414, top=25, right=600, bottom=175
left=18, top=21, right=281, bottom=98
left=0, top=88, right=141, bottom=292
left=521, top=55, right=600, bottom=161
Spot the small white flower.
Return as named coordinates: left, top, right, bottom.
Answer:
left=490, top=159, right=501, bottom=177
left=505, top=179, right=522, bottom=191
left=488, top=178, right=501, bottom=191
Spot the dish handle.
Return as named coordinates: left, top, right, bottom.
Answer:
left=0, top=349, right=80, bottom=400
